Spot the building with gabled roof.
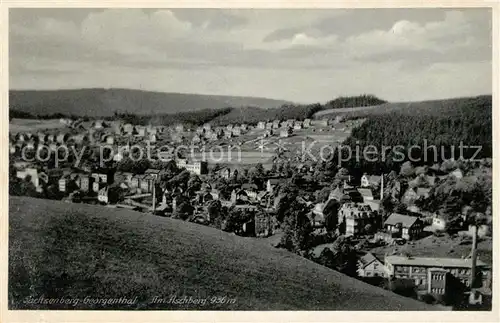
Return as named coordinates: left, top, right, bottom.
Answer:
left=358, top=253, right=386, bottom=277
left=383, top=213, right=423, bottom=241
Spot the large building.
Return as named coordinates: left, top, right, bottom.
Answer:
left=185, top=161, right=208, bottom=175
left=338, top=203, right=379, bottom=237
left=385, top=255, right=490, bottom=297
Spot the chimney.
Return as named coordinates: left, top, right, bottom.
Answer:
left=470, top=224, right=478, bottom=288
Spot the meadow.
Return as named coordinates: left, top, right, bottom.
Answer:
left=9, top=196, right=437, bottom=310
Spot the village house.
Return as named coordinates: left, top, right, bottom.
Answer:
left=148, top=134, right=157, bottom=143
left=176, top=158, right=188, bottom=169
left=16, top=167, right=44, bottom=190
left=265, top=122, right=273, bottom=130
left=175, top=124, right=185, bottom=133
left=196, top=127, right=205, bottom=135
left=98, top=186, right=109, bottom=204
left=114, top=171, right=134, bottom=186
left=224, top=130, right=233, bottom=139
left=72, top=134, right=89, bottom=145
left=192, top=134, right=202, bottom=144
left=316, top=119, right=329, bottom=127
left=15, top=133, right=26, bottom=142
left=303, top=119, right=311, bottom=128
left=361, top=174, right=381, bottom=188
left=382, top=213, right=424, bottom=241
left=338, top=203, right=379, bottom=237
left=432, top=214, right=449, bottom=231
left=266, top=178, right=286, bottom=193
left=242, top=183, right=259, bottom=200
left=203, top=123, right=212, bottom=131
left=232, top=127, right=242, bottom=136
left=328, top=186, right=353, bottom=203
left=123, top=124, right=134, bottom=135
left=56, top=133, right=70, bottom=144
left=262, top=129, right=273, bottom=138
left=100, top=133, right=115, bottom=145
left=59, top=173, right=78, bottom=193
left=110, top=121, right=124, bottom=135
left=130, top=174, right=142, bottom=189
left=311, top=202, right=327, bottom=229
left=451, top=168, right=464, bottom=179
left=272, top=120, right=281, bottom=129
left=384, top=255, right=490, bottom=296
left=92, top=120, right=107, bottom=129
left=402, top=187, right=431, bottom=206
left=255, top=213, right=273, bottom=237
left=46, top=134, right=55, bottom=143
left=240, top=124, right=248, bottom=132
left=293, top=121, right=303, bottom=130
left=24, top=139, right=36, bottom=150
left=257, top=121, right=266, bottom=129
left=171, top=133, right=184, bottom=143
left=185, top=161, right=208, bottom=175
left=37, top=132, right=47, bottom=143
left=135, top=126, right=146, bottom=137
left=358, top=188, right=374, bottom=201
left=358, top=253, right=386, bottom=277
left=74, top=174, right=91, bottom=192
left=144, top=168, right=162, bottom=180
left=280, top=128, right=293, bottom=138
left=218, top=167, right=234, bottom=179
left=90, top=168, right=115, bottom=189
left=140, top=174, right=155, bottom=192
left=146, top=125, right=158, bottom=135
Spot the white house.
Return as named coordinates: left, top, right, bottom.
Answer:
left=358, top=253, right=386, bottom=277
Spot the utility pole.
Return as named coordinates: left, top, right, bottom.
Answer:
left=470, top=224, right=478, bottom=289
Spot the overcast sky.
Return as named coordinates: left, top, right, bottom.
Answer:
left=9, top=8, right=492, bottom=103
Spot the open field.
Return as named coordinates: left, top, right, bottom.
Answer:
left=9, top=196, right=439, bottom=310
left=9, top=118, right=67, bottom=133
left=313, top=105, right=382, bottom=118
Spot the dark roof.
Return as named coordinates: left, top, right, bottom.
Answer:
left=384, top=213, right=420, bottom=228
left=359, top=253, right=382, bottom=268
left=242, top=183, right=258, bottom=190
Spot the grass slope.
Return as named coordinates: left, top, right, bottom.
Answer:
left=9, top=88, right=289, bottom=117
left=8, top=196, right=439, bottom=310
left=313, top=95, right=492, bottom=119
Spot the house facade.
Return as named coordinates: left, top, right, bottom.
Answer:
left=358, top=253, right=386, bottom=277
left=383, top=213, right=424, bottom=241
left=385, top=255, right=490, bottom=296
left=338, top=203, right=379, bottom=237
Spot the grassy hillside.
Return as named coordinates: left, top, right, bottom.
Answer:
left=314, top=95, right=492, bottom=119
left=9, top=88, right=289, bottom=117
left=8, top=196, right=438, bottom=310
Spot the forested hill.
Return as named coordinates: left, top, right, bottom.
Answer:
left=340, top=95, right=492, bottom=174
left=9, top=88, right=290, bottom=117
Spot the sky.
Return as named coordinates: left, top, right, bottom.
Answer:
left=9, top=8, right=492, bottom=103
